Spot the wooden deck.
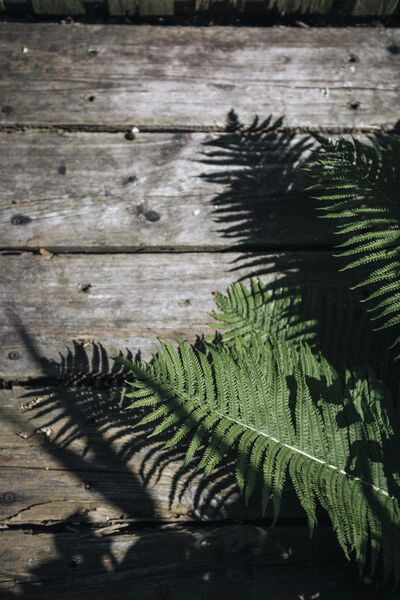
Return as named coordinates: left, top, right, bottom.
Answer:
left=1, top=23, right=400, bottom=598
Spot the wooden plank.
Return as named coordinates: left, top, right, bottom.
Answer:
left=0, top=386, right=303, bottom=524
left=0, top=24, right=399, bottom=129
left=31, top=0, right=85, bottom=15
left=0, top=130, right=331, bottom=250
left=0, top=526, right=386, bottom=600
left=0, top=252, right=352, bottom=380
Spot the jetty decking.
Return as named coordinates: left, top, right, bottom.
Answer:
left=1, top=22, right=399, bottom=598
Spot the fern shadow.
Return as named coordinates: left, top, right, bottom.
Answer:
left=199, top=111, right=319, bottom=253
left=1, top=321, right=369, bottom=599
left=199, top=111, right=382, bottom=299
left=3, top=315, right=298, bottom=597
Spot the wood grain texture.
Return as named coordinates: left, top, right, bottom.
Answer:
left=0, top=252, right=352, bottom=380
left=0, top=526, right=388, bottom=600
left=30, top=0, right=85, bottom=15
left=0, top=386, right=303, bottom=524
left=0, top=25, right=399, bottom=129
left=0, top=130, right=332, bottom=250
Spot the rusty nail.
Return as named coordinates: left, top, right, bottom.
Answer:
left=8, top=351, right=19, bottom=360
left=3, top=492, right=15, bottom=504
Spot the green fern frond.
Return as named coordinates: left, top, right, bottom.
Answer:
left=210, top=280, right=398, bottom=379
left=306, top=135, right=400, bottom=351
left=119, top=335, right=400, bottom=585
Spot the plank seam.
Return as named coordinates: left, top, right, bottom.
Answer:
left=0, top=246, right=335, bottom=254
left=0, top=124, right=395, bottom=135
left=0, top=517, right=328, bottom=532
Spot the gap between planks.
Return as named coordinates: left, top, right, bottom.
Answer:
left=0, top=124, right=393, bottom=134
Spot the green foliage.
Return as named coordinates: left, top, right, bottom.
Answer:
left=116, top=132, right=400, bottom=586
left=307, top=135, right=400, bottom=352
left=193, top=0, right=399, bottom=14
left=119, top=330, right=400, bottom=585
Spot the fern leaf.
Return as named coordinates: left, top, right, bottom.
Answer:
left=307, top=135, right=400, bottom=352
left=121, top=336, right=400, bottom=585
left=210, top=279, right=398, bottom=380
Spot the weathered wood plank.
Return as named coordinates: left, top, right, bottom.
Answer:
left=0, top=252, right=353, bottom=380
left=0, top=386, right=303, bottom=524
left=31, top=0, right=85, bottom=15
left=0, top=25, right=399, bottom=129
left=0, top=130, right=331, bottom=250
left=0, top=526, right=387, bottom=600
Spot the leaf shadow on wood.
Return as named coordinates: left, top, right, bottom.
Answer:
left=1, top=316, right=382, bottom=598
left=199, top=110, right=364, bottom=291
left=2, top=315, right=305, bottom=598
left=199, top=111, right=318, bottom=253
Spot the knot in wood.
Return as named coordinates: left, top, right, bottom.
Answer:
left=3, top=492, right=16, bottom=504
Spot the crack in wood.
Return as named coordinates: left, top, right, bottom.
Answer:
left=0, top=500, right=61, bottom=523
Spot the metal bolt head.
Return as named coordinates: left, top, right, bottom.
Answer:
left=8, top=351, right=19, bottom=360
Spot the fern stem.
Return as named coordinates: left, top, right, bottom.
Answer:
left=211, top=409, right=391, bottom=500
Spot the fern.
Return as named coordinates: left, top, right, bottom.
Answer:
left=210, top=281, right=400, bottom=387
left=119, top=334, right=400, bottom=585
left=307, top=135, right=400, bottom=351
left=115, top=131, right=400, bottom=587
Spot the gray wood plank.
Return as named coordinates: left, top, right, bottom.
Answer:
left=0, top=25, right=399, bottom=129
left=0, top=386, right=302, bottom=524
left=0, top=130, right=330, bottom=250
left=0, top=526, right=387, bottom=600
left=0, top=252, right=351, bottom=380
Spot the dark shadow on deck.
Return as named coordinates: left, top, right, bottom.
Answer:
left=199, top=111, right=347, bottom=287
left=0, top=315, right=286, bottom=598
left=0, top=315, right=395, bottom=599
